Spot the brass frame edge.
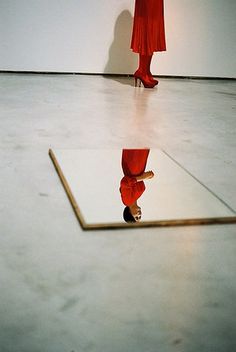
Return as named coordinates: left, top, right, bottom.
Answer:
left=49, top=148, right=87, bottom=229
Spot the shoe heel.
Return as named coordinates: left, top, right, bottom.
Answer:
left=134, top=77, right=141, bottom=87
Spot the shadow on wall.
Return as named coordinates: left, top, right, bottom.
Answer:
left=104, top=10, right=137, bottom=75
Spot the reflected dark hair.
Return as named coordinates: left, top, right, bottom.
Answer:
left=123, top=206, right=136, bottom=223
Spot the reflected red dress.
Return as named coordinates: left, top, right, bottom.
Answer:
left=131, top=0, right=166, bottom=55
left=120, top=149, right=150, bottom=206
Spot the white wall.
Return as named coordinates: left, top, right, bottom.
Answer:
left=0, top=0, right=235, bottom=77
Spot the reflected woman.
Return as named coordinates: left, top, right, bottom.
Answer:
left=120, top=149, right=154, bottom=222
left=131, top=0, right=166, bottom=88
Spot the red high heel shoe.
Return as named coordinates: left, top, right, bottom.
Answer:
left=149, top=76, right=159, bottom=86
left=134, top=73, right=156, bottom=89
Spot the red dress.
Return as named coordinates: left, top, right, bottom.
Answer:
left=120, top=149, right=150, bottom=206
left=131, top=0, right=166, bottom=55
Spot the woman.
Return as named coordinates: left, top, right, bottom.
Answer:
left=131, top=0, right=166, bottom=88
left=120, top=149, right=154, bottom=222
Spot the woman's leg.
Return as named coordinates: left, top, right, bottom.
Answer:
left=134, top=54, right=158, bottom=86
left=135, top=55, right=149, bottom=76
left=146, top=55, right=159, bottom=84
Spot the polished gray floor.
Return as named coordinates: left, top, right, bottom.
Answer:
left=0, top=73, right=236, bottom=352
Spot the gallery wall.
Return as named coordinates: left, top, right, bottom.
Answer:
left=0, top=0, right=235, bottom=78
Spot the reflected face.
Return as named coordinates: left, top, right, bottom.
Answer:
left=130, top=205, right=142, bottom=222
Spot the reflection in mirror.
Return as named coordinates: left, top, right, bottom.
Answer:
left=120, top=149, right=154, bottom=223
left=49, top=149, right=236, bottom=230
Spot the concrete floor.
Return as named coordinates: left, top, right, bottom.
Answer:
left=0, top=73, right=236, bottom=352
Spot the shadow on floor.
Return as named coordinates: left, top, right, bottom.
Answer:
left=102, top=75, right=134, bottom=87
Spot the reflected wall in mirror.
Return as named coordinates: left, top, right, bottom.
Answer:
left=49, top=149, right=236, bottom=230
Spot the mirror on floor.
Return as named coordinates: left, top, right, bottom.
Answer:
left=49, top=149, right=236, bottom=229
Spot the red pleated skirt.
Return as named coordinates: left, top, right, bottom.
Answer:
left=121, top=149, right=150, bottom=177
left=131, top=0, right=166, bottom=55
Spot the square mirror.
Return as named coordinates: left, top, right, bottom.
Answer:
left=49, top=149, right=236, bottom=229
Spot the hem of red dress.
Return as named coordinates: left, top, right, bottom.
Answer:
left=131, top=48, right=167, bottom=54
